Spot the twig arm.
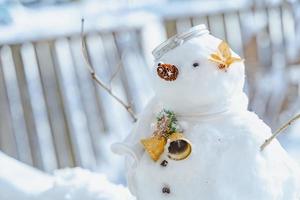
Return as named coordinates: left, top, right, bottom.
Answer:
left=81, top=18, right=137, bottom=122
left=260, top=114, right=300, bottom=151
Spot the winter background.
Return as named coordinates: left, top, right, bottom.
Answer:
left=0, top=0, right=299, bottom=199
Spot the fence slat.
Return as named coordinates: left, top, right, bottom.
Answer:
left=35, top=41, right=75, bottom=168
left=0, top=46, right=33, bottom=165
left=69, top=36, right=105, bottom=166
left=53, top=38, right=96, bottom=169
left=115, top=30, right=153, bottom=112
left=176, top=18, right=193, bottom=34
left=223, top=12, right=244, bottom=56
left=191, top=17, right=209, bottom=29
left=208, top=14, right=226, bottom=40
left=21, top=43, right=58, bottom=172
left=0, top=51, right=18, bottom=158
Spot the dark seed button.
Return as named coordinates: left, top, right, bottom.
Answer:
left=162, top=186, right=170, bottom=194
left=160, top=160, right=168, bottom=167
left=193, top=62, right=199, bottom=67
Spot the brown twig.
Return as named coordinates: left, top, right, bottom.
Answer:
left=260, top=114, right=300, bottom=151
left=109, top=58, right=123, bottom=90
left=81, top=18, right=137, bottom=122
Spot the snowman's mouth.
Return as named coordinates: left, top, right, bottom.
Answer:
left=157, top=63, right=179, bottom=81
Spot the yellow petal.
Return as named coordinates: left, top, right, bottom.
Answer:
left=209, top=57, right=226, bottom=65
left=210, top=53, right=222, bottom=61
left=226, top=57, right=242, bottom=65
left=218, top=41, right=231, bottom=59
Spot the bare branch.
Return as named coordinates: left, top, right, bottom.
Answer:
left=260, top=114, right=300, bottom=151
left=109, top=55, right=124, bottom=90
left=81, top=18, right=137, bottom=122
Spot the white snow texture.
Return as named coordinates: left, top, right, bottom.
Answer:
left=113, top=26, right=300, bottom=200
left=0, top=152, right=134, bottom=200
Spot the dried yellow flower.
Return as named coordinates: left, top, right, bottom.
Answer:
left=209, top=41, right=243, bottom=70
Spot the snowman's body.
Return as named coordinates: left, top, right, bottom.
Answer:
left=112, top=25, right=300, bottom=200
left=133, top=110, right=300, bottom=200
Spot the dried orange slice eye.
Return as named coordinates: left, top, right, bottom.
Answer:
left=157, top=63, right=179, bottom=81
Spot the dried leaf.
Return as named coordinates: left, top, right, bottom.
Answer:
left=218, top=41, right=232, bottom=59
left=208, top=41, right=243, bottom=70
left=210, top=53, right=222, bottom=61
left=226, top=57, right=242, bottom=66
left=208, top=57, right=225, bottom=65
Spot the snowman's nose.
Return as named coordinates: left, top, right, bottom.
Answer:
left=157, top=63, right=179, bottom=81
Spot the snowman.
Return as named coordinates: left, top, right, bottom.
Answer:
left=112, top=25, right=300, bottom=200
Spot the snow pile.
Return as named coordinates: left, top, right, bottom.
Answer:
left=0, top=152, right=135, bottom=200
left=0, top=152, right=53, bottom=200
left=39, top=168, right=135, bottom=200
left=283, top=111, right=300, bottom=164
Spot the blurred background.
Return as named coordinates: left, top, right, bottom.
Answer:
left=0, top=0, right=299, bottom=185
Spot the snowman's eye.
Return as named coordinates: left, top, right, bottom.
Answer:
left=193, top=62, right=200, bottom=67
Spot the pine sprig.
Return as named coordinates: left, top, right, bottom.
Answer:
left=156, top=109, right=180, bottom=138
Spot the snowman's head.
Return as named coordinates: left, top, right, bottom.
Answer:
left=151, top=25, right=245, bottom=113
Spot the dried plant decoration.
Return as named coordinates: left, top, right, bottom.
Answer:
left=141, top=110, right=192, bottom=161
left=261, top=114, right=300, bottom=151
left=208, top=41, right=243, bottom=70
left=157, top=63, right=179, bottom=81
left=81, top=18, right=137, bottom=122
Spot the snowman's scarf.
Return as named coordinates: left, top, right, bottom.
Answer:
left=175, top=92, right=248, bottom=121
left=114, top=92, right=248, bottom=158
left=113, top=92, right=247, bottom=159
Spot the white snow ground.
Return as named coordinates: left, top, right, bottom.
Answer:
left=0, top=152, right=135, bottom=200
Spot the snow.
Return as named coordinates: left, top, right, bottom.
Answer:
left=113, top=26, right=300, bottom=199
left=39, top=168, right=135, bottom=200
left=0, top=152, right=53, bottom=199
left=0, top=152, right=135, bottom=200
left=282, top=111, right=300, bottom=164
